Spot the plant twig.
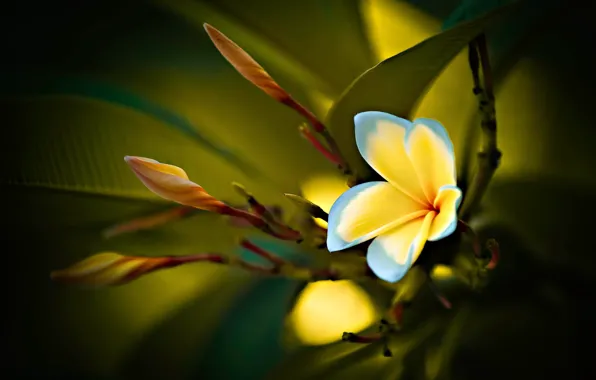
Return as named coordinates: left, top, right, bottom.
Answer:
left=342, top=300, right=405, bottom=357
left=229, top=182, right=303, bottom=242
left=203, top=23, right=354, bottom=179
left=342, top=332, right=383, bottom=344
left=427, top=279, right=452, bottom=309
left=51, top=238, right=344, bottom=287
left=220, top=203, right=302, bottom=242
left=457, top=220, right=482, bottom=257
left=298, top=123, right=343, bottom=167
left=459, top=34, right=502, bottom=221
left=102, top=206, right=196, bottom=238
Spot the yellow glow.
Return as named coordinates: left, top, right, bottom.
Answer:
left=301, top=175, right=349, bottom=228
left=412, top=51, right=477, bottom=168
left=288, top=280, right=378, bottom=346
left=490, top=59, right=548, bottom=179
left=307, top=89, right=335, bottom=120
left=154, top=0, right=335, bottom=98
left=360, top=0, right=440, bottom=62
left=430, top=264, right=455, bottom=280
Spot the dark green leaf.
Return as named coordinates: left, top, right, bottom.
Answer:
left=194, top=0, right=375, bottom=95
left=327, top=1, right=522, bottom=179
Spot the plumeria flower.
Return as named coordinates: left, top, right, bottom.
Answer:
left=327, top=111, right=462, bottom=283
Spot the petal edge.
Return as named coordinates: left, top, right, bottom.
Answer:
left=327, top=181, right=426, bottom=252
left=366, top=211, right=436, bottom=283
left=354, top=111, right=429, bottom=206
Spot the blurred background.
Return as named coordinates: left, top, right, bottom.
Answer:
left=3, top=0, right=595, bottom=379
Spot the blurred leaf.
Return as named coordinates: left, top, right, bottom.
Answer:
left=153, top=0, right=340, bottom=99
left=3, top=76, right=264, bottom=180
left=403, top=0, right=463, bottom=20
left=3, top=187, right=249, bottom=376
left=327, top=1, right=522, bottom=179
left=445, top=293, right=576, bottom=380
left=444, top=0, right=565, bottom=79
left=442, top=0, right=515, bottom=28
left=195, top=0, right=375, bottom=94
left=267, top=318, right=440, bottom=380
left=118, top=276, right=255, bottom=380
left=193, top=277, right=305, bottom=380
left=475, top=177, right=596, bottom=281
left=3, top=0, right=342, bottom=207
left=1, top=93, right=290, bottom=209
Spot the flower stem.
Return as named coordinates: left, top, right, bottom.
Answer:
left=459, top=34, right=502, bottom=221
left=283, top=98, right=353, bottom=176
left=427, top=279, right=452, bottom=309
left=457, top=220, right=482, bottom=257
left=240, top=238, right=286, bottom=267
left=102, top=206, right=196, bottom=238
left=221, top=204, right=302, bottom=241
left=298, top=123, right=343, bottom=167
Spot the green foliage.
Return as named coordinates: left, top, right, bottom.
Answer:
left=327, top=1, right=521, bottom=180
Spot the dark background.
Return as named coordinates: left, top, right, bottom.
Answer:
left=3, top=0, right=595, bottom=379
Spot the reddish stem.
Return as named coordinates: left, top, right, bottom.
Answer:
left=486, top=239, right=500, bottom=269
left=240, top=239, right=286, bottom=266
left=299, top=124, right=342, bottom=166
left=457, top=220, right=482, bottom=257
left=222, top=206, right=302, bottom=241
left=170, top=253, right=276, bottom=274
left=103, top=206, right=195, bottom=238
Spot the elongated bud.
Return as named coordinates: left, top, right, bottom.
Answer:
left=204, top=23, right=290, bottom=102
left=51, top=252, right=225, bottom=287
left=124, top=156, right=226, bottom=212
left=204, top=23, right=353, bottom=177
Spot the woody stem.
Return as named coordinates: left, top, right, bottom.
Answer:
left=459, top=33, right=502, bottom=221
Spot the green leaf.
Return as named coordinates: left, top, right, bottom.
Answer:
left=4, top=186, right=253, bottom=377
left=327, top=1, right=522, bottom=179
left=3, top=1, right=345, bottom=206
left=2, top=95, right=277, bottom=203
left=184, top=0, right=376, bottom=95
left=193, top=277, right=304, bottom=380
left=118, top=275, right=255, bottom=380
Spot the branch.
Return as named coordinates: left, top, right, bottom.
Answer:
left=426, top=279, right=453, bottom=309
left=298, top=123, right=343, bottom=167
left=203, top=23, right=355, bottom=179
left=228, top=183, right=303, bottom=242
left=342, top=316, right=398, bottom=357
left=102, top=206, right=196, bottom=238
left=459, top=34, right=502, bottom=221
left=50, top=239, right=344, bottom=287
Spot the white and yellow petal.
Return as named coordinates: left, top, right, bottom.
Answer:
left=405, top=118, right=457, bottom=202
left=366, top=211, right=436, bottom=283
left=124, top=156, right=226, bottom=212
left=327, top=181, right=428, bottom=251
left=428, top=185, right=462, bottom=241
left=354, top=111, right=430, bottom=207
